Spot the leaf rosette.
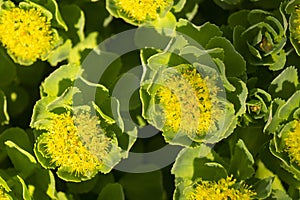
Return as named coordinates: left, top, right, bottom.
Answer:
left=139, top=19, right=249, bottom=147
left=30, top=64, right=137, bottom=182
left=262, top=66, right=300, bottom=188
left=171, top=140, right=274, bottom=200
left=241, top=88, right=272, bottom=126
left=227, top=8, right=287, bottom=71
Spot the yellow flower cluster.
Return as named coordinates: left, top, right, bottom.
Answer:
left=0, top=7, right=54, bottom=63
left=41, top=112, right=110, bottom=176
left=156, top=66, right=219, bottom=137
left=293, top=5, right=300, bottom=43
left=0, top=187, right=9, bottom=200
left=188, top=176, right=256, bottom=200
left=116, top=0, right=170, bottom=22
left=284, top=120, right=300, bottom=166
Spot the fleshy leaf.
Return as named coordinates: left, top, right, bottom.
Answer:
left=97, top=183, right=125, bottom=200
left=226, top=77, right=248, bottom=116
left=0, top=46, right=16, bottom=87
left=171, top=145, right=212, bottom=179
left=229, top=139, right=255, bottom=180
left=0, top=128, right=32, bottom=153
left=253, top=177, right=274, bottom=199
left=176, top=20, right=223, bottom=47
left=0, top=90, right=9, bottom=125
left=206, top=36, right=246, bottom=77
left=47, top=39, right=72, bottom=66
left=119, top=171, right=164, bottom=200
left=60, top=4, right=85, bottom=43
left=269, top=66, right=299, bottom=99
left=41, top=64, right=82, bottom=97
left=5, top=141, right=37, bottom=178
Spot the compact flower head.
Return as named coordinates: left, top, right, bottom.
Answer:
left=0, top=6, right=55, bottom=64
left=284, top=120, right=300, bottom=166
left=41, top=112, right=110, bottom=177
left=187, top=176, right=256, bottom=200
left=116, top=0, right=170, bottom=22
left=107, top=0, right=172, bottom=25
left=0, top=187, right=9, bottom=200
left=155, top=64, right=220, bottom=138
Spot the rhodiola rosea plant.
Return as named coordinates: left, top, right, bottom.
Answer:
left=0, top=0, right=299, bottom=199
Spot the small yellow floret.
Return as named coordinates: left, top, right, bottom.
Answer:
left=116, top=0, right=171, bottom=22
left=284, top=120, right=300, bottom=166
left=0, top=7, right=54, bottom=63
left=42, top=112, right=110, bottom=177
left=188, top=176, right=256, bottom=200
left=156, top=66, right=219, bottom=136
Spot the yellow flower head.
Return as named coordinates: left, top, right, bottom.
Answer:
left=41, top=112, right=110, bottom=176
left=187, top=176, right=256, bottom=200
left=116, top=0, right=171, bottom=23
left=0, top=187, right=9, bottom=200
left=156, top=65, right=220, bottom=137
left=293, top=5, right=300, bottom=43
left=0, top=7, right=55, bottom=63
left=284, top=120, right=300, bottom=166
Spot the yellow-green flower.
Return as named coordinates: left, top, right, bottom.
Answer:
left=0, top=187, right=9, bottom=200
left=0, top=7, right=55, bottom=63
left=40, top=112, right=110, bottom=176
left=187, top=176, right=256, bottom=200
left=293, top=5, right=300, bottom=43
left=156, top=65, right=220, bottom=137
left=284, top=120, right=300, bottom=166
left=115, top=0, right=171, bottom=23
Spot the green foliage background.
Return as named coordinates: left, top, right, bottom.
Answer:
left=0, top=0, right=300, bottom=199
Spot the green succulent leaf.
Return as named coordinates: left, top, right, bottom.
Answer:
left=41, top=63, right=82, bottom=97
left=0, top=128, right=32, bottom=153
left=5, top=141, right=37, bottom=178
left=229, top=8, right=287, bottom=70
left=60, top=4, right=85, bottom=43
left=253, top=177, right=274, bottom=199
left=97, top=183, right=125, bottom=200
left=269, top=66, right=299, bottom=100
left=229, top=139, right=255, bottom=180
left=0, top=90, right=9, bottom=126
left=68, top=32, right=98, bottom=64
left=176, top=20, right=223, bottom=48
left=171, top=145, right=212, bottom=180
left=17, top=176, right=32, bottom=200
left=226, top=77, right=248, bottom=117
left=0, top=47, right=16, bottom=87
left=119, top=171, right=165, bottom=200
left=206, top=36, right=246, bottom=77
left=47, top=39, right=72, bottom=66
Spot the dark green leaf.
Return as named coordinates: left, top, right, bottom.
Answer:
left=5, top=141, right=37, bottom=178
left=253, top=177, right=274, bottom=199
left=229, top=139, right=255, bottom=180
left=206, top=37, right=246, bottom=77
left=97, top=183, right=125, bottom=200
left=119, top=171, right=165, bottom=200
